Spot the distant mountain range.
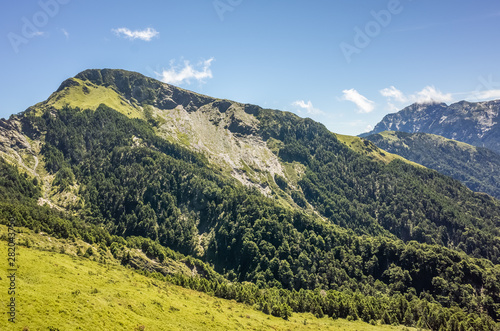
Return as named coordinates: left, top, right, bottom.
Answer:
left=361, top=100, right=500, bottom=154
left=365, top=131, right=500, bottom=199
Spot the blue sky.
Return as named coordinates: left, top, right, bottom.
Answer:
left=1, top=0, right=500, bottom=135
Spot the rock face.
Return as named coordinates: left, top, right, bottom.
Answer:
left=7, top=69, right=290, bottom=197
left=0, top=116, right=37, bottom=174
left=2, top=68, right=417, bottom=210
left=74, top=68, right=214, bottom=112
left=361, top=100, right=500, bottom=154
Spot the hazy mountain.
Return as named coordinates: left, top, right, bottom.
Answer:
left=361, top=100, right=500, bottom=154
left=366, top=131, right=500, bottom=199
left=1, top=69, right=500, bottom=329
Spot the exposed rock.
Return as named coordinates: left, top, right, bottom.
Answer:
left=362, top=100, right=500, bottom=154
left=7, top=69, right=290, bottom=200
left=0, top=116, right=31, bottom=151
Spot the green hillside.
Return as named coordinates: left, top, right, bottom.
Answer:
left=0, top=226, right=418, bottom=331
left=1, top=69, right=500, bottom=330
left=29, top=77, right=143, bottom=119
left=334, top=133, right=423, bottom=167
left=366, top=131, right=500, bottom=199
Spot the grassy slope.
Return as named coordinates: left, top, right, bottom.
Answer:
left=30, top=78, right=143, bottom=119
left=335, top=133, right=423, bottom=167
left=0, top=226, right=418, bottom=331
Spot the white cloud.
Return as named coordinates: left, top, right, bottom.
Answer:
left=380, top=85, right=453, bottom=111
left=380, top=83, right=500, bottom=111
left=112, top=27, right=159, bottom=41
left=380, top=86, right=408, bottom=103
left=450, top=75, right=500, bottom=102
left=342, top=89, right=375, bottom=113
left=473, top=89, right=500, bottom=100
left=61, top=28, right=69, bottom=39
left=292, top=100, right=324, bottom=115
left=155, top=58, right=214, bottom=85
left=414, top=86, right=453, bottom=104
left=386, top=102, right=400, bottom=112
left=338, top=120, right=372, bottom=130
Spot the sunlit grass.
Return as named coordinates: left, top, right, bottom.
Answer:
left=335, top=133, right=423, bottom=167
left=0, top=227, right=419, bottom=330
left=32, top=78, right=143, bottom=119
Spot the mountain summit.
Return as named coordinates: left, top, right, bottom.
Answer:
left=361, top=100, right=500, bottom=154
left=2, top=69, right=500, bottom=329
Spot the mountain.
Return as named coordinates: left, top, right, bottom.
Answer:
left=366, top=131, right=500, bottom=199
left=2, top=69, right=500, bottom=329
left=361, top=100, right=500, bottom=154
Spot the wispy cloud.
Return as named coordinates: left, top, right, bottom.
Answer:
left=380, top=85, right=453, bottom=111
left=380, top=86, right=408, bottom=103
left=336, top=120, right=373, bottom=134
left=468, top=74, right=500, bottom=101
left=155, top=58, right=214, bottom=85
left=342, top=89, right=375, bottom=113
left=471, top=89, right=500, bottom=101
left=61, top=28, right=69, bottom=39
left=414, top=86, right=453, bottom=104
left=292, top=100, right=324, bottom=115
left=112, top=27, right=159, bottom=41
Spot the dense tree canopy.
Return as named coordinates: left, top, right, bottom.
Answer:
left=2, top=104, right=498, bottom=329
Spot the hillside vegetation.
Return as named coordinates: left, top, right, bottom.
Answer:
left=1, top=69, right=500, bottom=329
left=1, top=108, right=497, bottom=329
left=366, top=131, right=500, bottom=200
left=1, top=226, right=419, bottom=331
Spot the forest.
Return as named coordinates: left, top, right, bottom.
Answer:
left=366, top=131, right=500, bottom=200
left=1, top=104, right=499, bottom=329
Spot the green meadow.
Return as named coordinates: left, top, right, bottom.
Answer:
left=0, top=226, right=419, bottom=330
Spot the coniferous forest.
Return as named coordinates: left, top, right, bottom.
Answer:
left=2, top=89, right=500, bottom=330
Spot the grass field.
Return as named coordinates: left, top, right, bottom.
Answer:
left=0, top=226, right=419, bottom=330
left=335, top=133, right=423, bottom=167
left=31, top=78, right=144, bottom=119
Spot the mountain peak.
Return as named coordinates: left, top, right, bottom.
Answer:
left=403, top=101, right=448, bottom=111
left=32, top=68, right=221, bottom=119
left=74, top=68, right=161, bottom=92
left=362, top=99, right=500, bottom=154
left=3, top=69, right=500, bottom=329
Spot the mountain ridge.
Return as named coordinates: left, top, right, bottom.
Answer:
left=2, top=68, right=500, bottom=329
left=366, top=131, right=500, bottom=199
left=361, top=100, right=500, bottom=154
left=17, top=68, right=415, bottom=200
